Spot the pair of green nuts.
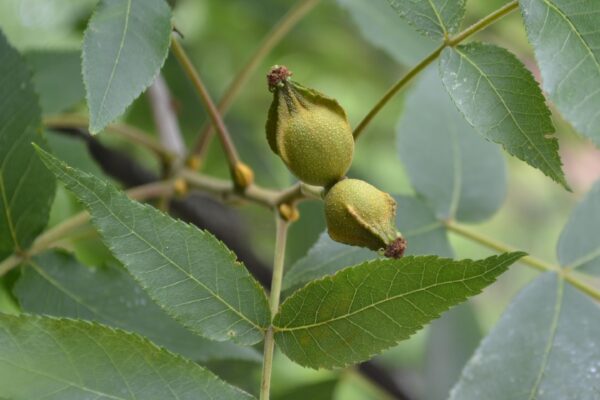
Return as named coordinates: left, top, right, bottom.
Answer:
left=266, top=66, right=406, bottom=258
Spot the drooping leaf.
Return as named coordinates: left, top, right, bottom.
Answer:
left=282, top=195, right=453, bottom=293
left=449, top=273, right=600, bottom=400
left=0, top=314, right=254, bottom=400
left=25, top=50, right=85, bottom=114
left=35, top=148, right=270, bottom=345
left=336, top=0, right=438, bottom=66
left=557, top=179, right=600, bottom=275
left=520, top=0, right=600, bottom=145
left=0, top=32, right=55, bottom=260
left=440, top=42, right=568, bottom=188
left=424, top=303, right=482, bottom=400
left=83, top=0, right=172, bottom=133
left=398, top=67, right=506, bottom=222
left=274, top=252, right=524, bottom=369
left=14, top=250, right=261, bottom=363
left=387, top=0, right=466, bottom=39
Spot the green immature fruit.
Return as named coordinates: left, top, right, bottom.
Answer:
left=324, top=179, right=406, bottom=258
left=266, top=65, right=354, bottom=186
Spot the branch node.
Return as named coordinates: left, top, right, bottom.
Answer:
left=187, top=155, right=202, bottom=171
left=173, top=178, right=189, bottom=197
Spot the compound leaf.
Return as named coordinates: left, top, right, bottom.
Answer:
left=274, top=252, right=524, bottom=369
left=450, top=273, right=600, bottom=400
left=440, top=43, right=568, bottom=188
left=83, top=0, right=172, bottom=133
left=0, top=31, right=55, bottom=260
left=398, top=67, right=506, bottom=222
left=520, top=0, right=600, bottom=145
left=14, top=250, right=261, bottom=363
left=0, top=314, right=253, bottom=400
left=35, top=148, right=270, bottom=345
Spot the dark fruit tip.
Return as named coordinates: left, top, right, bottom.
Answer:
left=267, top=65, right=292, bottom=92
left=384, top=237, right=407, bottom=259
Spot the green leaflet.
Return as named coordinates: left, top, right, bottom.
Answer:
left=520, top=0, right=600, bottom=145
left=0, top=314, right=254, bottom=400
left=282, top=195, right=453, bottom=294
left=14, top=250, right=261, bottom=363
left=398, top=67, right=507, bottom=222
left=387, top=0, right=466, bottom=39
left=336, top=0, right=438, bottom=66
left=274, top=252, right=524, bottom=369
left=83, top=0, right=172, bottom=133
left=440, top=42, right=568, bottom=189
left=25, top=50, right=85, bottom=115
left=35, top=148, right=271, bottom=345
left=557, top=180, right=600, bottom=275
left=449, top=273, right=600, bottom=399
left=0, top=31, right=55, bottom=260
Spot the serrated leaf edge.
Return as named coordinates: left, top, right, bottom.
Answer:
left=273, top=252, right=525, bottom=369
left=439, top=42, right=569, bottom=190
left=34, top=146, right=270, bottom=345
left=0, top=313, right=254, bottom=399
left=387, top=0, right=466, bottom=39
left=82, top=0, right=173, bottom=134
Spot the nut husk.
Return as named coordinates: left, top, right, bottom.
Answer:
left=266, top=65, right=354, bottom=186
left=324, top=178, right=406, bottom=258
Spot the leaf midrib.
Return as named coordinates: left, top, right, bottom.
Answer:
left=539, top=0, right=600, bottom=74
left=426, top=0, right=448, bottom=37
left=448, top=127, right=462, bottom=219
left=275, top=259, right=512, bottom=332
left=566, top=246, right=600, bottom=270
left=72, top=174, right=265, bottom=335
left=0, top=356, right=126, bottom=400
left=527, top=276, right=564, bottom=399
left=453, top=47, right=563, bottom=181
left=97, top=0, right=133, bottom=125
left=27, top=260, right=125, bottom=334
left=0, top=174, right=19, bottom=251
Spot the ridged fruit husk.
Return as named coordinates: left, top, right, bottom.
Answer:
left=265, top=65, right=354, bottom=186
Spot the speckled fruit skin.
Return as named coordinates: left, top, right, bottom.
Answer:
left=324, top=178, right=399, bottom=251
left=266, top=80, right=354, bottom=186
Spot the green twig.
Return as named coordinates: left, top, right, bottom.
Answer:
left=447, top=0, right=519, bottom=46
left=43, top=115, right=173, bottom=161
left=260, top=216, right=289, bottom=400
left=170, top=37, right=253, bottom=187
left=444, top=220, right=557, bottom=273
left=353, top=0, right=519, bottom=139
left=189, top=0, right=320, bottom=164
left=444, top=220, right=600, bottom=302
left=353, top=43, right=445, bottom=139
left=0, top=181, right=174, bottom=277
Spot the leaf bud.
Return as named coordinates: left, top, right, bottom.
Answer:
left=324, top=178, right=406, bottom=258
left=265, top=65, right=354, bottom=186
left=232, top=162, right=254, bottom=189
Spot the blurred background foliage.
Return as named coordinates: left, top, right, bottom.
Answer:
left=1, top=0, right=599, bottom=398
